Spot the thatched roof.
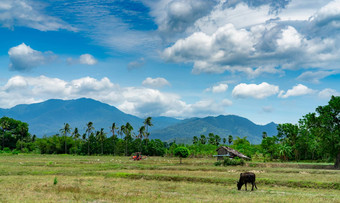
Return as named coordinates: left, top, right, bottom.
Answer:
left=216, top=146, right=250, bottom=160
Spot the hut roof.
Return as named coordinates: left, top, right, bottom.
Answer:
left=216, top=146, right=250, bottom=160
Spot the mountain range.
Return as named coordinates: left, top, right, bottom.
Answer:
left=0, top=98, right=278, bottom=144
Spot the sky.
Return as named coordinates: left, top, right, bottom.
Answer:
left=0, top=0, right=339, bottom=125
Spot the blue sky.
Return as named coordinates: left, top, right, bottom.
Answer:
left=0, top=0, right=339, bottom=125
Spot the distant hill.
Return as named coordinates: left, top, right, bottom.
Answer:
left=0, top=98, right=277, bottom=144
left=0, top=98, right=180, bottom=136
left=150, top=115, right=278, bottom=144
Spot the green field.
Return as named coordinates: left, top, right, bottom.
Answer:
left=0, top=154, right=339, bottom=202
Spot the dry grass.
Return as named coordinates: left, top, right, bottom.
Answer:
left=0, top=154, right=339, bottom=202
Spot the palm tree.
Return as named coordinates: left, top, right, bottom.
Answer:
left=124, top=122, right=133, bottom=156
left=72, top=128, right=80, bottom=140
left=72, top=127, right=80, bottom=155
left=98, top=128, right=107, bottom=155
left=200, top=134, right=206, bottom=144
left=143, top=117, right=153, bottom=141
left=85, top=122, right=94, bottom=155
left=60, top=123, right=71, bottom=154
left=138, top=126, right=146, bottom=152
left=192, top=136, right=198, bottom=144
left=223, top=137, right=227, bottom=145
left=110, top=123, right=118, bottom=155
left=17, top=123, right=28, bottom=151
left=279, top=143, right=292, bottom=161
left=262, top=132, right=268, bottom=139
left=228, top=135, right=233, bottom=146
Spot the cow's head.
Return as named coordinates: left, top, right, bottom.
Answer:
left=237, top=181, right=242, bottom=190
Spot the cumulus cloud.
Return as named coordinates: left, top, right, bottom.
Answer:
left=67, top=54, right=98, bottom=65
left=318, top=88, right=340, bottom=99
left=0, top=75, right=228, bottom=118
left=232, top=82, right=279, bottom=99
left=8, top=43, right=56, bottom=71
left=297, top=71, right=336, bottom=83
left=205, top=83, right=228, bottom=93
left=79, top=54, right=97, bottom=65
left=0, top=0, right=75, bottom=31
left=278, top=84, right=315, bottom=98
left=159, top=0, right=340, bottom=77
left=142, top=77, right=170, bottom=88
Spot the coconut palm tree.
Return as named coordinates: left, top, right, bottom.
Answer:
left=85, top=122, right=94, bottom=155
left=143, top=117, right=153, bottom=141
left=124, top=122, right=133, bottom=156
left=72, top=127, right=80, bottom=155
left=138, top=126, right=146, bottom=152
left=110, top=123, right=118, bottom=155
left=228, top=135, right=233, bottom=146
left=98, top=128, right=107, bottom=155
left=60, top=123, right=71, bottom=154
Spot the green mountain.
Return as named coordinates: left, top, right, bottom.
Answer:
left=0, top=98, right=180, bottom=136
left=150, top=115, right=278, bottom=144
left=0, top=98, right=277, bottom=144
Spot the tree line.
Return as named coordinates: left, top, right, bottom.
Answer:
left=0, top=96, right=339, bottom=168
left=0, top=117, right=166, bottom=156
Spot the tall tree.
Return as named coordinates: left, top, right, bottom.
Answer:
left=315, top=96, right=340, bottom=169
left=0, top=118, right=9, bottom=150
left=277, top=123, right=299, bottom=160
left=192, top=136, right=198, bottom=145
left=60, top=123, right=71, bottom=154
left=98, top=128, right=107, bottom=155
left=223, top=137, right=227, bottom=145
left=124, top=122, right=133, bottom=156
left=228, top=135, right=233, bottom=146
left=199, top=134, right=206, bottom=144
left=262, top=132, right=267, bottom=139
left=110, top=123, right=118, bottom=155
left=138, top=126, right=146, bottom=152
left=85, top=122, right=94, bottom=155
left=143, top=117, right=153, bottom=141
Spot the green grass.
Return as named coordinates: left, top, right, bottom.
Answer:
left=0, top=154, right=339, bottom=202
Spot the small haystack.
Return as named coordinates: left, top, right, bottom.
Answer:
left=215, top=146, right=250, bottom=161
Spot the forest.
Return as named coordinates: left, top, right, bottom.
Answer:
left=0, top=96, right=339, bottom=168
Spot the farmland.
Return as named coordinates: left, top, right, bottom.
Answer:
left=0, top=154, right=339, bottom=202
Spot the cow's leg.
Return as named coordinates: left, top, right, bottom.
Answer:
left=251, top=183, right=254, bottom=191
left=254, top=182, right=258, bottom=189
left=245, top=183, right=247, bottom=191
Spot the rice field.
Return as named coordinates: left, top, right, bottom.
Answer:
left=0, top=154, right=339, bottom=202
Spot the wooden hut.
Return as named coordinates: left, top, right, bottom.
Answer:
left=215, top=146, right=250, bottom=161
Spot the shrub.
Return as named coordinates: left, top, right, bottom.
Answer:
left=174, top=147, right=190, bottom=164
left=223, top=157, right=245, bottom=166
left=214, top=161, right=222, bottom=166
left=54, top=177, right=58, bottom=185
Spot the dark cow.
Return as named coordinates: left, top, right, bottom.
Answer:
left=237, top=172, right=257, bottom=191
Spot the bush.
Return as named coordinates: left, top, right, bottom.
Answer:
left=174, top=147, right=190, bottom=164
left=223, top=157, right=245, bottom=166
left=214, top=161, right=222, bottom=166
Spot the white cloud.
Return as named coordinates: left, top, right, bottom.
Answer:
left=318, top=88, right=340, bottom=99
left=297, top=71, right=336, bottom=83
left=8, top=43, right=55, bottom=71
left=0, top=0, right=75, bottom=31
left=0, top=75, right=229, bottom=118
left=278, top=84, right=315, bottom=98
left=232, top=82, right=279, bottom=99
left=205, top=83, right=228, bottom=93
left=142, top=77, right=170, bottom=88
left=160, top=0, right=340, bottom=77
left=79, top=54, right=97, bottom=65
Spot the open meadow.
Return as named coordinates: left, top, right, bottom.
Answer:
left=0, top=154, right=339, bottom=202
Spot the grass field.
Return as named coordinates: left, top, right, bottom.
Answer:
left=0, top=154, right=339, bottom=202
